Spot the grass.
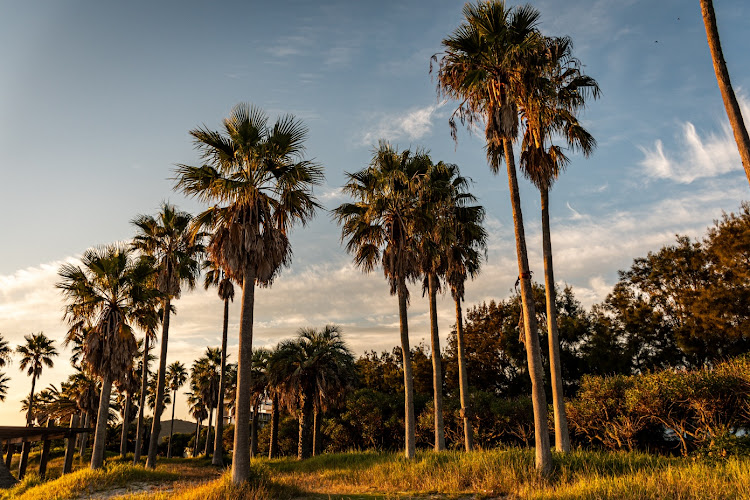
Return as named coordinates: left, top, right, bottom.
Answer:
left=3, top=449, right=749, bottom=499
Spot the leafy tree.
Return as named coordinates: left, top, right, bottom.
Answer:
left=191, top=347, right=221, bottom=456
left=58, top=245, right=155, bottom=469
left=186, top=383, right=208, bottom=457
left=166, top=361, right=188, bottom=458
left=435, top=0, right=552, bottom=473
left=174, top=103, right=323, bottom=484
left=132, top=202, right=203, bottom=469
left=335, top=142, right=430, bottom=459
left=699, top=0, right=750, bottom=183
left=16, top=332, right=58, bottom=425
left=203, top=258, right=235, bottom=465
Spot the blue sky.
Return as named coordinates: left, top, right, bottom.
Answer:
left=0, top=0, right=748, bottom=425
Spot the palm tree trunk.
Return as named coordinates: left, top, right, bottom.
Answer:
left=541, top=187, right=571, bottom=453
left=427, top=273, right=446, bottom=451
left=26, top=375, right=37, bottom=426
left=212, top=296, right=230, bottom=466
left=312, top=407, right=320, bottom=456
left=204, top=407, right=214, bottom=456
left=133, top=338, right=150, bottom=464
left=147, top=298, right=171, bottom=468
left=398, top=278, right=417, bottom=459
left=232, top=264, right=256, bottom=484
left=502, top=138, right=552, bottom=475
left=269, top=394, right=279, bottom=459
left=193, top=420, right=201, bottom=457
left=167, top=389, right=177, bottom=458
left=79, top=411, right=90, bottom=457
left=455, top=296, right=474, bottom=451
left=700, top=0, right=750, bottom=184
left=297, top=389, right=314, bottom=460
left=120, top=393, right=131, bottom=458
left=250, top=400, right=259, bottom=457
left=90, top=374, right=113, bottom=469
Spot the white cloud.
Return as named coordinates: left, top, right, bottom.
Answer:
left=639, top=94, right=749, bottom=183
left=360, top=102, right=446, bottom=145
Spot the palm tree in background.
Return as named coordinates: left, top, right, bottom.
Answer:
left=248, top=348, right=269, bottom=458
left=57, top=245, right=157, bottom=469
left=435, top=0, right=552, bottom=474
left=132, top=202, right=204, bottom=469
left=174, top=103, right=323, bottom=483
left=335, top=142, right=429, bottom=459
left=0, top=373, right=9, bottom=402
left=147, top=375, right=172, bottom=412
left=186, top=385, right=208, bottom=457
left=699, top=0, right=750, bottom=184
left=0, top=334, right=11, bottom=367
left=191, top=347, right=221, bottom=457
left=271, top=325, right=355, bottom=459
left=17, top=333, right=57, bottom=426
left=134, top=333, right=157, bottom=464
left=265, top=347, right=283, bottom=459
left=517, top=35, right=599, bottom=452
left=203, top=258, right=235, bottom=465
left=116, top=362, right=140, bottom=458
left=166, top=361, right=188, bottom=458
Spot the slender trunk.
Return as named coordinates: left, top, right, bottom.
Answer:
left=213, top=296, right=230, bottom=466
left=250, top=400, right=259, bottom=457
left=79, top=412, right=90, bottom=457
left=120, top=393, right=131, bottom=458
left=193, top=420, right=201, bottom=457
left=398, top=278, right=416, bottom=459
left=455, top=296, right=474, bottom=451
left=541, top=188, right=571, bottom=453
left=700, top=0, right=750, bottom=184
left=503, top=138, right=552, bottom=475
left=147, top=298, right=171, bottom=468
left=204, top=407, right=214, bottom=456
left=63, top=414, right=79, bottom=474
left=134, top=338, right=150, bottom=464
left=427, top=273, right=446, bottom=451
left=167, top=389, right=177, bottom=458
left=90, top=374, right=113, bottom=469
left=26, top=375, right=37, bottom=426
left=297, top=389, right=313, bottom=460
left=268, top=394, right=279, bottom=459
left=312, top=407, right=321, bottom=456
left=231, top=264, right=256, bottom=484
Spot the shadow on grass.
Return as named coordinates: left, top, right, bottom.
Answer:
left=263, top=451, right=398, bottom=474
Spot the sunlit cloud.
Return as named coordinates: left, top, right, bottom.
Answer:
left=360, top=102, right=447, bottom=145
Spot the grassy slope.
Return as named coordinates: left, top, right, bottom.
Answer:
left=5, top=449, right=750, bottom=499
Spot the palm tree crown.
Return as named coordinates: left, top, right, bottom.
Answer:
left=17, top=333, right=57, bottom=382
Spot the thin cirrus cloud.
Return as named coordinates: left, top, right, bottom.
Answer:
left=360, top=101, right=447, bottom=145
left=639, top=94, right=749, bottom=184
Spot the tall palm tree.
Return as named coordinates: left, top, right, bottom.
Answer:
left=57, top=245, right=157, bottom=469
left=518, top=35, right=599, bottom=453
left=166, top=361, right=188, bottom=458
left=435, top=0, right=552, bottom=473
left=132, top=202, right=204, bottom=469
left=17, top=333, right=58, bottom=425
left=700, top=0, right=750, bottom=183
left=203, top=258, right=235, bottom=465
left=415, top=160, right=479, bottom=452
left=335, top=142, right=429, bottom=459
left=186, top=385, right=208, bottom=457
left=271, top=325, right=355, bottom=459
left=134, top=333, right=157, bottom=464
left=0, top=373, right=9, bottom=402
left=116, top=363, right=140, bottom=458
left=174, top=103, right=323, bottom=483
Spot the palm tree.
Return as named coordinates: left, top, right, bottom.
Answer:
left=186, top=385, right=208, bottom=457
left=518, top=35, right=599, bottom=453
left=191, top=348, right=221, bottom=457
left=700, top=0, right=750, bottom=183
left=335, top=142, right=429, bottom=459
left=166, top=361, right=188, bottom=458
left=17, top=333, right=58, bottom=425
left=0, top=373, right=9, bottom=402
left=435, top=0, right=552, bottom=473
left=57, top=245, right=156, bottom=469
left=0, top=334, right=11, bottom=367
left=203, top=258, right=235, bottom=465
left=271, top=325, right=355, bottom=459
left=174, top=103, right=323, bottom=483
left=132, top=202, right=204, bottom=469
left=266, top=347, right=283, bottom=459
left=133, top=331, right=157, bottom=464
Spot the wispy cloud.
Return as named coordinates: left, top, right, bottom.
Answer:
left=360, top=102, right=447, bottom=145
left=638, top=94, right=749, bottom=183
